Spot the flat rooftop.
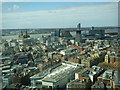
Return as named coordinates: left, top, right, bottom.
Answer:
left=42, top=62, right=81, bottom=82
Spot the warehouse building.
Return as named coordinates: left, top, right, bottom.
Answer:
left=41, top=61, right=84, bottom=88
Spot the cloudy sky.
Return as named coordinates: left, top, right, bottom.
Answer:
left=2, top=2, right=118, bottom=29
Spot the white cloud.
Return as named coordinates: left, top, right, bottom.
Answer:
left=2, top=3, right=118, bottom=29
left=8, top=4, right=20, bottom=12
left=13, top=4, right=20, bottom=10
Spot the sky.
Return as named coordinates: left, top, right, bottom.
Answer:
left=1, top=2, right=118, bottom=29
left=2, top=2, right=107, bottom=13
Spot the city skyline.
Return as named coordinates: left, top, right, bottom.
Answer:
left=1, top=1, right=120, bottom=90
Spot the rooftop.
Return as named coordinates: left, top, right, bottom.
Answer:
left=76, top=68, right=90, bottom=77
left=92, top=81, right=105, bottom=88
left=98, top=70, right=114, bottom=80
left=42, top=62, right=82, bottom=82
left=90, top=66, right=104, bottom=75
left=76, top=66, right=104, bottom=77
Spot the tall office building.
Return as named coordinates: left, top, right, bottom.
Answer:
left=75, top=23, right=82, bottom=44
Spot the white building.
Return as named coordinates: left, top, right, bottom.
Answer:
left=60, top=48, right=76, bottom=55
left=30, top=61, right=84, bottom=88
left=41, top=61, right=84, bottom=88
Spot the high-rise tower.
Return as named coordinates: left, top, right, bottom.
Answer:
left=76, top=23, right=82, bottom=44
